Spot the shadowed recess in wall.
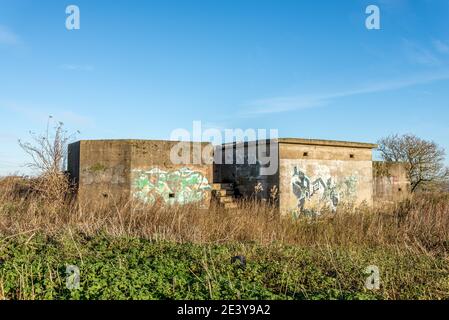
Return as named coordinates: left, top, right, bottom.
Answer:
left=132, top=167, right=211, bottom=205
left=291, top=166, right=358, bottom=217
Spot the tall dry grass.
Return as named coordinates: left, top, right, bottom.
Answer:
left=0, top=176, right=448, bottom=256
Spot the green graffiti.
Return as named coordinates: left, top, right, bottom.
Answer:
left=132, top=167, right=211, bottom=205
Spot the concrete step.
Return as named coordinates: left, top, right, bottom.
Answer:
left=212, top=189, right=235, bottom=197
left=219, top=196, right=235, bottom=204
left=212, top=183, right=234, bottom=191
left=224, top=202, right=238, bottom=209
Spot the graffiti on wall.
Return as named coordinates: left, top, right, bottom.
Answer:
left=291, top=166, right=358, bottom=217
left=132, top=167, right=211, bottom=205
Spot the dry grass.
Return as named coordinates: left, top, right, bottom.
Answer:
left=1, top=176, right=449, bottom=300
left=1, top=176, right=448, bottom=257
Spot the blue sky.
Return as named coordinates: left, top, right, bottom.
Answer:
left=1, top=0, right=449, bottom=175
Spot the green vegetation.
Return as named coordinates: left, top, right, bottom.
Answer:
left=1, top=234, right=448, bottom=300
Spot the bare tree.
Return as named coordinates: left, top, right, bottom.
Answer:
left=378, top=134, right=449, bottom=192
left=17, top=117, right=80, bottom=201
left=19, top=116, right=79, bottom=175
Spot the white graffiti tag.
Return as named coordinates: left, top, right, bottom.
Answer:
left=291, top=166, right=358, bottom=217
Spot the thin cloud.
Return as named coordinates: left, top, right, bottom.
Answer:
left=241, top=71, right=449, bottom=116
left=402, top=39, right=440, bottom=66
left=0, top=25, right=21, bottom=46
left=433, top=39, right=449, bottom=54
left=0, top=100, right=95, bottom=128
left=60, top=64, right=94, bottom=71
left=243, top=96, right=327, bottom=115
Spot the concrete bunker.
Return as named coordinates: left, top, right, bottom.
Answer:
left=68, top=138, right=410, bottom=214
left=68, top=140, right=213, bottom=208
left=214, top=138, right=378, bottom=216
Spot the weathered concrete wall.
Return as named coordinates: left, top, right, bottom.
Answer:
left=68, top=140, right=132, bottom=204
left=278, top=139, right=376, bottom=217
left=68, top=140, right=213, bottom=208
left=213, top=140, right=279, bottom=203
left=130, top=140, right=213, bottom=208
left=373, top=161, right=410, bottom=204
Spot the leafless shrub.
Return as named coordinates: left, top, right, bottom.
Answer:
left=18, top=117, right=78, bottom=174
left=17, top=117, right=78, bottom=202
